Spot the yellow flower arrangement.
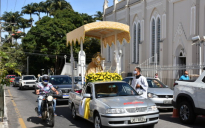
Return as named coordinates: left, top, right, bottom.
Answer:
left=86, top=72, right=123, bottom=82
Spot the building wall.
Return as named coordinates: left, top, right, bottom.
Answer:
left=103, top=0, right=204, bottom=80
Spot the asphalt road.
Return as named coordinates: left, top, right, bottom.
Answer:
left=5, top=86, right=205, bottom=128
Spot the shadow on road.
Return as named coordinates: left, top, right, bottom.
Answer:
left=27, top=116, right=52, bottom=128
left=159, top=113, right=205, bottom=128
left=55, top=106, right=93, bottom=128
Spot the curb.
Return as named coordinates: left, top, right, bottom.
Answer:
left=0, top=88, right=9, bottom=128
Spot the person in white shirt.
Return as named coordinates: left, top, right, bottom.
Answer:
left=131, top=67, right=148, bottom=98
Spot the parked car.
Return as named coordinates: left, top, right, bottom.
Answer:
left=49, top=75, right=78, bottom=101
left=173, top=70, right=205, bottom=124
left=6, top=75, right=16, bottom=83
left=19, top=75, right=37, bottom=90
left=69, top=81, right=159, bottom=128
left=34, top=76, right=43, bottom=94
left=74, top=76, right=85, bottom=89
left=123, top=77, right=173, bottom=109
left=13, top=77, right=20, bottom=87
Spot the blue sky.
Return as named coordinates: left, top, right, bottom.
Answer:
left=1, top=0, right=114, bottom=42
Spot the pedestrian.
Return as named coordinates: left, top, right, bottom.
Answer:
left=179, top=71, right=190, bottom=80
left=131, top=67, right=148, bottom=98
left=154, top=73, right=160, bottom=81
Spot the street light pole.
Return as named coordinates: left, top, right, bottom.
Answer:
left=64, top=55, right=67, bottom=64
left=199, top=41, right=202, bottom=75
left=27, top=56, right=29, bottom=75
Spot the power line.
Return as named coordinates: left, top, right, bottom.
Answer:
left=23, top=0, right=26, bottom=7
left=14, top=0, right=17, bottom=12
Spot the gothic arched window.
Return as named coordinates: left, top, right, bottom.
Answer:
left=151, top=19, right=155, bottom=62
left=137, top=23, right=141, bottom=64
left=157, top=18, right=161, bottom=63
left=133, top=24, right=137, bottom=63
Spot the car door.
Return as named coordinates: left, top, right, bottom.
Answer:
left=196, top=77, right=205, bottom=109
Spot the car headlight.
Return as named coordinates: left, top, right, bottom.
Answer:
left=147, top=92, right=158, bottom=98
left=106, top=108, right=125, bottom=114
left=47, top=96, right=53, bottom=101
left=148, top=105, right=158, bottom=111
left=23, top=82, right=26, bottom=84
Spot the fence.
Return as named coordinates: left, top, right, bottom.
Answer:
left=137, top=55, right=205, bottom=88
left=0, top=85, right=4, bottom=122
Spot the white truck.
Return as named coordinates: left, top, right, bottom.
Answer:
left=19, top=75, right=37, bottom=90
left=173, top=70, right=205, bottom=124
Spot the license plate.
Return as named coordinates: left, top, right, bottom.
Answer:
left=130, top=117, right=146, bottom=123
left=63, top=95, right=69, bottom=98
left=163, top=100, right=172, bottom=104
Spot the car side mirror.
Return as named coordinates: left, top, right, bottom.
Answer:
left=83, top=94, right=91, bottom=98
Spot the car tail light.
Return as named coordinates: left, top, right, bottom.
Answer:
left=174, top=83, right=178, bottom=87
left=75, top=90, right=82, bottom=93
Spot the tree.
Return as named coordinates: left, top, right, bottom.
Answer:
left=80, top=13, right=95, bottom=24
left=22, top=9, right=84, bottom=75
left=18, top=18, right=31, bottom=33
left=21, top=3, right=37, bottom=19
left=34, top=2, right=45, bottom=20
left=94, top=11, right=103, bottom=21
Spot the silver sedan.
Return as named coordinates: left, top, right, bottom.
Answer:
left=123, top=77, right=173, bottom=109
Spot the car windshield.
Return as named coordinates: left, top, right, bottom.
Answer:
left=75, top=77, right=82, bottom=82
left=95, top=82, right=138, bottom=98
left=23, top=76, right=36, bottom=80
left=147, top=79, right=167, bottom=88
left=50, top=76, right=72, bottom=85
left=8, top=76, right=15, bottom=78
left=15, top=78, right=20, bottom=81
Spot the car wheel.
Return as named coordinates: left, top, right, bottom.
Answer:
left=19, top=85, right=22, bottom=90
left=178, top=101, right=196, bottom=124
left=71, top=104, right=78, bottom=120
left=94, top=112, right=103, bottom=128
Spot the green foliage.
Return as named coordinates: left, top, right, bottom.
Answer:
left=0, top=51, right=22, bottom=86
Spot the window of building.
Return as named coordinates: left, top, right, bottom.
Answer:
left=151, top=19, right=155, bottom=63
left=137, top=23, right=141, bottom=64
left=157, top=18, right=160, bottom=63
left=133, top=24, right=137, bottom=63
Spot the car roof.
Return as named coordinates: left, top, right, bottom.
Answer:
left=124, top=76, right=157, bottom=80
left=22, top=75, right=35, bottom=76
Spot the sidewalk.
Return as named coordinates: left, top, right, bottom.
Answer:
left=0, top=90, right=9, bottom=128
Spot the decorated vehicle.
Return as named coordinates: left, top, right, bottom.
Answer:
left=69, top=73, right=159, bottom=128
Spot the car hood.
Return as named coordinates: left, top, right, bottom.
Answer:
left=22, top=80, right=36, bottom=82
left=148, top=88, right=173, bottom=95
left=97, top=96, right=153, bottom=108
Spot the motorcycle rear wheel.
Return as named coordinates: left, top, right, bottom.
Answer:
left=48, top=106, right=54, bottom=127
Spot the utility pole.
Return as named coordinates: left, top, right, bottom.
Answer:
left=27, top=56, right=29, bottom=75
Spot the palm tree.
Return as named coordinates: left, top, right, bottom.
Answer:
left=94, top=11, right=103, bottom=21
left=18, top=18, right=31, bottom=33
left=44, top=0, right=52, bottom=16
left=21, top=3, right=37, bottom=19
left=34, top=2, right=45, bottom=20
left=49, top=0, right=73, bottom=15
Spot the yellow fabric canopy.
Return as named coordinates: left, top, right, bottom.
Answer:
left=66, top=21, right=130, bottom=47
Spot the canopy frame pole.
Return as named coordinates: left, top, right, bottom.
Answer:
left=70, top=43, right=74, bottom=91
left=80, top=40, right=84, bottom=86
left=114, top=32, right=119, bottom=74
left=101, top=36, right=103, bottom=56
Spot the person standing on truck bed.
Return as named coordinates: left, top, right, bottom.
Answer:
left=179, top=71, right=190, bottom=80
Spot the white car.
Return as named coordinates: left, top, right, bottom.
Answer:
left=173, top=69, right=205, bottom=124
left=19, top=75, right=37, bottom=90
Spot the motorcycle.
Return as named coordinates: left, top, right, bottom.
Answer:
left=35, top=92, right=58, bottom=127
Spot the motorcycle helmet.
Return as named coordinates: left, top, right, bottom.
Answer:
left=42, top=75, right=49, bottom=85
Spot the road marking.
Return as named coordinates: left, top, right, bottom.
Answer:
left=8, top=89, right=27, bottom=128
left=19, top=118, right=27, bottom=128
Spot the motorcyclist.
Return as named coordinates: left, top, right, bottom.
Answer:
left=36, top=75, right=59, bottom=118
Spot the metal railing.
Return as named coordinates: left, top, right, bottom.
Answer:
left=0, top=85, right=4, bottom=122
